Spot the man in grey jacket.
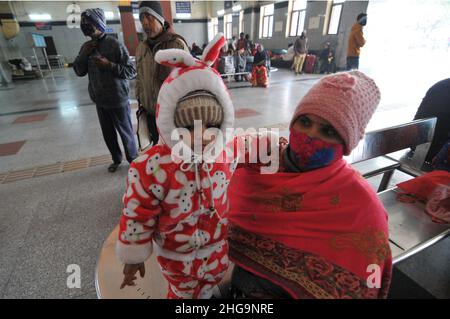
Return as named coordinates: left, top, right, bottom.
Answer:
left=73, top=8, right=138, bottom=172
left=293, top=31, right=308, bottom=75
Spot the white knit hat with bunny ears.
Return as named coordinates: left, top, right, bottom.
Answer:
left=155, top=33, right=234, bottom=157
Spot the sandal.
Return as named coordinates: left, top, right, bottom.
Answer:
left=108, top=162, right=121, bottom=173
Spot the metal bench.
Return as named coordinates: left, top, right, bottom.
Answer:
left=349, top=117, right=437, bottom=192
left=220, top=71, right=250, bottom=83
left=95, top=226, right=233, bottom=298
left=220, top=67, right=278, bottom=83
left=347, top=117, right=450, bottom=265
left=95, top=226, right=169, bottom=299
left=379, top=189, right=450, bottom=265
left=47, top=55, right=65, bottom=69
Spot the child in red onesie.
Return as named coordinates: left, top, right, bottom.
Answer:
left=116, top=34, right=243, bottom=299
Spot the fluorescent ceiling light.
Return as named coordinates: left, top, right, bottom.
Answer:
left=176, top=13, right=191, bottom=19
left=29, top=14, right=52, bottom=21
left=217, top=9, right=225, bottom=16
left=104, top=11, right=114, bottom=20
left=232, top=5, right=242, bottom=12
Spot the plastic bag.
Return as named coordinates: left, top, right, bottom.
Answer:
left=135, top=107, right=152, bottom=152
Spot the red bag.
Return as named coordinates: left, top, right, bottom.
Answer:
left=397, top=171, right=450, bottom=201
left=396, top=171, right=450, bottom=223
left=303, top=54, right=316, bottom=73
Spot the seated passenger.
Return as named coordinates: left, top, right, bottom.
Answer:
left=228, top=71, right=393, bottom=299
left=432, top=140, right=450, bottom=172
left=412, top=78, right=450, bottom=166
left=319, top=42, right=334, bottom=74
left=251, top=44, right=269, bottom=88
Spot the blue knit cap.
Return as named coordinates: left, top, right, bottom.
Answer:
left=81, top=8, right=106, bottom=33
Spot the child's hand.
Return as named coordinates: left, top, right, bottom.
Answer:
left=120, top=262, right=145, bottom=289
left=279, top=137, right=288, bottom=147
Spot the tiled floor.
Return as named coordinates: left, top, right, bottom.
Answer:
left=0, top=154, right=112, bottom=184
left=0, top=165, right=126, bottom=299
left=0, top=68, right=448, bottom=299
left=0, top=141, right=26, bottom=156
left=12, top=113, right=48, bottom=124
left=31, top=99, right=60, bottom=107
left=235, top=108, right=262, bottom=118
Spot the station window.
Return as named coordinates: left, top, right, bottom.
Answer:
left=224, top=14, right=233, bottom=40
left=260, top=4, right=274, bottom=38
left=289, top=0, right=307, bottom=37
left=327, top=0, right=345, bottom=35
left=239, top=11, right=244, bottom=34
left=212, top=17, right=219, bottom=37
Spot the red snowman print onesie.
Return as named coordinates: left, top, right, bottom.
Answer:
left=117, top=34, right=242, bottom=299
left=117, top=143, right=240, bottom=299
left=116, top=33, right=275, bottom=298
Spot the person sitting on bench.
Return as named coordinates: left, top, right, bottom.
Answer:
left=412, top=78, right=450, bottom=166
left=227, top=71, right=393, bottom=299
left=432, top=140, right=450, bottom=172
left=319, top=42, right=334, bottom=74
left=251, top=44, right=269, bottom=88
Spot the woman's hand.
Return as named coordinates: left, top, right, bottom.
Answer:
left=120, top=262, right=145, bottom=289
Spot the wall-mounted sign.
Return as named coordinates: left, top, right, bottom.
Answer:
left=308, top=16, right=320, bottom=30
left=274, top=21, right=283, bottom=32
left=30, top=33, right=47, bottom=47
left=35, top=22, right=52, bottom=30
left=176, top=2, right=191, bottom=14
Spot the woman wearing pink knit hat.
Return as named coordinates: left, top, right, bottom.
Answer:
left=227, top=71, right=393, bottom=299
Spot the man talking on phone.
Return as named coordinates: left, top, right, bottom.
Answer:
left=73, top=8, right=138, bottom=173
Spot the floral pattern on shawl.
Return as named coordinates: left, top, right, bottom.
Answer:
left=229, top=226, right=392, bottom=299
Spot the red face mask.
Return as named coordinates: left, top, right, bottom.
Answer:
left=289, top=130, right=344, bottom=170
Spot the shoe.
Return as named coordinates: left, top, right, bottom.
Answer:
left=108, top=162, right=121, bottom=173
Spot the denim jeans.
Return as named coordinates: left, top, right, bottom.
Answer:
left=346, top=56, right=360, bottom=70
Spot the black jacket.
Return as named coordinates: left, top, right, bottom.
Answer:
left=414, top=78, right=450, bottom=162
left=73, top=34, right=136, bottom=108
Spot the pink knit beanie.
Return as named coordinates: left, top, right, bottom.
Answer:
left=290, top=71, right=381, bottom=155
